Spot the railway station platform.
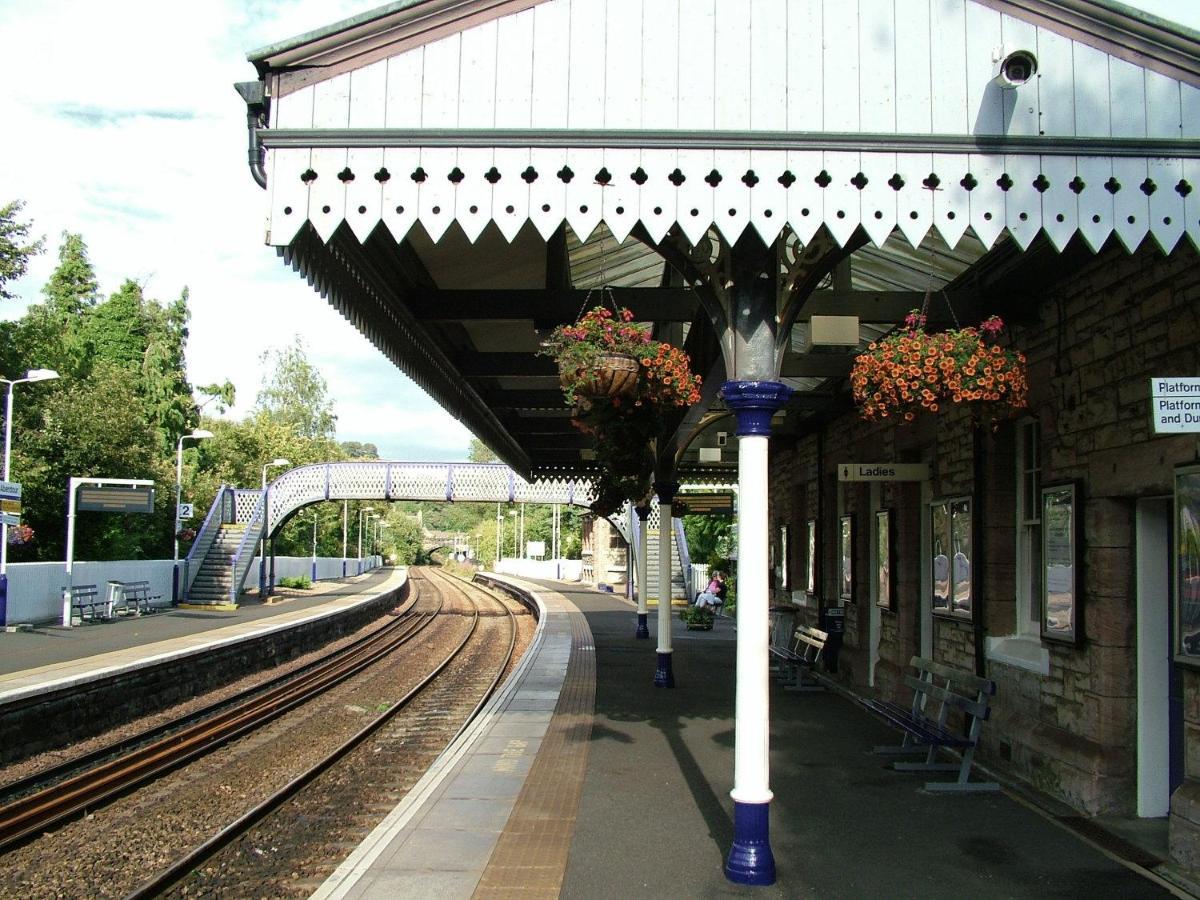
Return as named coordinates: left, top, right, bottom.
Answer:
left=314, top=575, right=1184, bottom=899
left=0, top=568, right=404, bottom=701
left=0, top=571, right=1185, bottom=897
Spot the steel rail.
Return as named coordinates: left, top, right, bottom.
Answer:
left=0, top=587, right=441, bottom=852
left=426, top=568, right=519, bottom=749
left=0, top=592, right=418, bottom=805
left=122, top=567, right=518, bottom=900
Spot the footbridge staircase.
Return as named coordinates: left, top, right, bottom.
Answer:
left=181, top=462, right=611, bottom=605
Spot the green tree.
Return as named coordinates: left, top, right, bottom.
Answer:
left=0, top=200, right=43, bottom=300
left=255, top=336, right=336, bottom=440
left=16, top=362, right=171, bottom=561
left=6, top=231, right=94, bottom=380
left=42, top=232, right=98, bottom=315
left=467, top=437, right=500, bottom=462
left=196, top=379, right=236, bottom=414
left=683, top=514, right=734, bottom=568
left=382, top=514, right=424, bottom=564
left=81, top=279, right=198, bottom=453
left=341, top=441, right=379, bottom=459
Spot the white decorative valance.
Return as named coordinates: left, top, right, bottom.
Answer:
left=265, top=144, right=1199, bottom=253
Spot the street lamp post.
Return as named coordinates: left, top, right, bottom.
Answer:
left=0, top=369, right=59, bottom=623
left=259, top=457, right=291, bottom=596
left=357, top=506, right=375, bottom=571
left=312, top=512, right=319, bottom=581
left=509, top=510, right=518, bottom=559
left=365, top=514, right=379, bottom=561
left=174, top=429, right=214, bottom=562
left=377, top=521, right=391, bottom=560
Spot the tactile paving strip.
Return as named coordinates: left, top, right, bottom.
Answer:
left=472, top=605, right=595, bottom=899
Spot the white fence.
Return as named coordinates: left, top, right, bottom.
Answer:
left=5, top=556, right=384, bottom=626
left=494, top=558, right=582, bottom=582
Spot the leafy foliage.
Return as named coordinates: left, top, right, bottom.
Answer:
left=0, top=201, right=43, bottom=301
left=255, top=336, right=337, bottom=440
left=851, top=312, right=1028, bottom=423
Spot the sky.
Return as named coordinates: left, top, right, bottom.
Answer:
left=0, top=0, right=1197, bottom=461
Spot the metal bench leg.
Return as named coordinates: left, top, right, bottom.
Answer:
left=872, top=732, right=926, bottom=756
left=920, top=745, right=1000, bottom=792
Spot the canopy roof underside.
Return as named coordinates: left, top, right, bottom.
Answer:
left=247, top=0, right=1200, bottom=478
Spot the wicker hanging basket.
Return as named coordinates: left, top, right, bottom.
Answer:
left=563, top=352, right=640, bottom=400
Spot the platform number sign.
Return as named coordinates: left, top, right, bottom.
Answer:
left=178, top=503, right=195, bottom=520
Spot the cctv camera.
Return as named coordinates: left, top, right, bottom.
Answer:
left=993, top=48, right=1038, bottom=88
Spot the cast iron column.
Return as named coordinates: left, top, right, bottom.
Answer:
left=654, top=480, right=679, bottom=687
left=722, top=381, right=792, bottom=886
left=635, top=504, right=651, bottom=639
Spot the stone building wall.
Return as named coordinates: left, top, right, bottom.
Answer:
left=767, top=239, right=1200, bottom=837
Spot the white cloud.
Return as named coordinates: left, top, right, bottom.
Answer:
left=0, top=0, right=477, bottom=460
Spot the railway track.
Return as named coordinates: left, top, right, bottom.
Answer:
left=0, top=567, right=529, bottom=899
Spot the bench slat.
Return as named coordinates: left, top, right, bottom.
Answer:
left=907, top=655, right=996, bottom=696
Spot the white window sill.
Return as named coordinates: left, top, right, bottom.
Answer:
left=986, top=634, right=1050, bottom=676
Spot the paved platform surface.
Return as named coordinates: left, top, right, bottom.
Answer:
left=0, top=572, right=1184, bottom=898
left=0, top=568, right=400, bottom=694
left=549, top=583, right=1177, bottom=900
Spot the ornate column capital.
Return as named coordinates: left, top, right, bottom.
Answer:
left=720, top=381, right=793, bottom=437
left=653, top=481, right=680, bottom=506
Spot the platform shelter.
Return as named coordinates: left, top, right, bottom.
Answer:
left=234, top=0, right=1200, bottom=884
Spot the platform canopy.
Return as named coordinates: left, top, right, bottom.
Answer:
left=238, top=0, right=1200, bottom=478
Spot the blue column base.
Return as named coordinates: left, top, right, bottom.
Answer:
left=0, top=572, right=7, bottom=627
left=636, top=613, right=650, bottom=639
left=654, top=651, right=674, bottom=688
left=725, top=801, right=776, bottom=885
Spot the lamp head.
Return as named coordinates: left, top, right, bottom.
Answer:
left=25, top=369, right=59, bottom=383
left=271, top=457, right=291, bottom=467
left=190, top=429, right=215, bottom=440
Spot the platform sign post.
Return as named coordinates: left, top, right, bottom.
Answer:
left=63, top=477, right=155, bottom=627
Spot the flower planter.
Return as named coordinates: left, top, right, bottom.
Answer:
left=562, top=352, right=640, bottom=400
left=686, top=621, right=714, bottom=631
left=851, top=313, right=1028, bottom=425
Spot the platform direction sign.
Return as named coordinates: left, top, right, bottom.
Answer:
left=77, top=484, right=155, bottom=513
left=1150, top=377, right=1200, bottom=434
left=0, top=480, right=21, bottom=526
left=838, top=463, right=930, bottom=482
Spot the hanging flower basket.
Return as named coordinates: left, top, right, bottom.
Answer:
left=851, top=312, right=1029, bottom=424
left=561, top=352, right=640, bottom=400
left=542, top=303, right=702, bottom=509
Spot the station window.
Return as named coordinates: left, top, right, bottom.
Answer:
left=985, top=418, right=1049, bottom=673
left=1016, top=419, right=1042, bottom=637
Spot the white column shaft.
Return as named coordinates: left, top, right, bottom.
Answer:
left=733, top=433, right=772, bottom=805
left=657, top=501, right=673, bottom=653
left=637, top=517, right=649, bottom=616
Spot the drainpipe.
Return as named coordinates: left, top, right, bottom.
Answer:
left=972, top=424, right=986, bottom=677
left=234, top=81, right=268, bottom=189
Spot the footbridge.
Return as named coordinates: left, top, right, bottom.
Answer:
left=182, top=461, right=617, bottom=605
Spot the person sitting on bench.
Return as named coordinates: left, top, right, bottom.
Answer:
left=695, top=571, right=726, bottom=609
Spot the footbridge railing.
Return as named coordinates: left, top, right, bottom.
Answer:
left=257, top=462, right=597, bottom=537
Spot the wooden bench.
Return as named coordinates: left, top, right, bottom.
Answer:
left=863, top=655, right=999, bottom=793
left=65, top=584, right=106, bottom=623
left=769, top=620, right=828, bottom=692
left=111, top=580, right=161, bottom=616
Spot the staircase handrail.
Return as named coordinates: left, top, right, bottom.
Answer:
left=183, top=484, right=230, bottom=597
left=228, top=491, right=266, bottom=603
left=673, top=517, right=693, bottom=600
